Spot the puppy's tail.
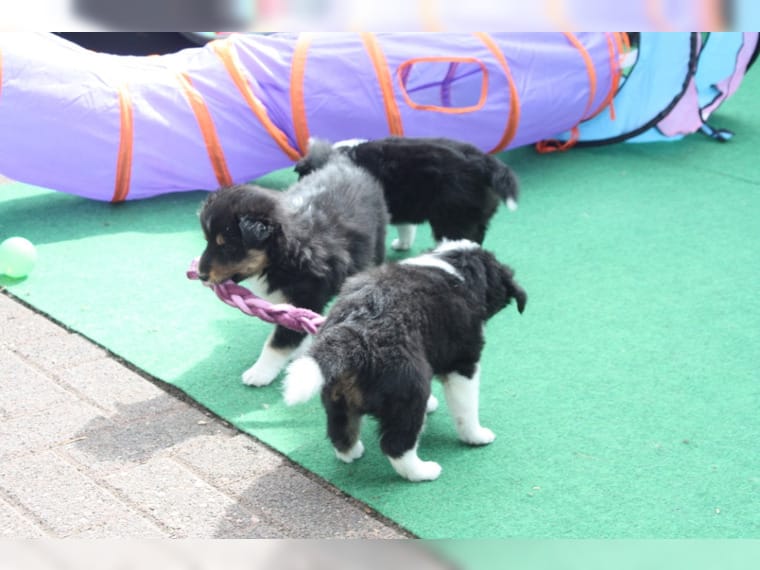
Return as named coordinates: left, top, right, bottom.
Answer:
left=488, top=156, right=519, bottom=212
left=293, top=138, right=334, bottom=178
left=283, top=356, right=325, bottom=406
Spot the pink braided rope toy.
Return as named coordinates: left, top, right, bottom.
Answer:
left=186, top=259, right=325, bottom=334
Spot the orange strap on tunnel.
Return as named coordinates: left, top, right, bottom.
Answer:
left=291, top=33, right=313, bottom=155
left=590, top=32, right=628, bottom=122
left=615, top=33, right=632, bottom=118
left=564, top=32, right=597, bottom=120
left=212, top=38, right=302, bottom=161
left=474, top=32, right=521, bottom=154
left=535, top=33, right=599, bottom=154
left=593, top=32, right=622, bottom=122
left=536, top=126, right=580, bottom=154
left=621, top=31, right=631, bottom=52
left=361, top=32, right=404, bottom=137
left=111, top=85, right=134, bottom=203
left=177, top=73, right=233, bottom=188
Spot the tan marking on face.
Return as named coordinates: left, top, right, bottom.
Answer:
left=330, top=371, right=363, bottom=409
left=215, top=234, right=226, bottom=246
left=207, top=249, right=269, bottom=284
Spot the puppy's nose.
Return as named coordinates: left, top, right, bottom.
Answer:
left=197, top=272, right=210, bottom=282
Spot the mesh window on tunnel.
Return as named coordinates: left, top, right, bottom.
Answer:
left=397, top=58, right=489, bottom=113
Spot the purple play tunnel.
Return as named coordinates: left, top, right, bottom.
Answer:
left=0, top=32, right=620, bottom=201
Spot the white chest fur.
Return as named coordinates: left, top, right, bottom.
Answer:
left=245, top=274, right=288, bottom=305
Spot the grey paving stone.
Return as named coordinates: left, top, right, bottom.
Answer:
left=1, top=294, right=105, bottom=370
left=64, top=516, right=166, bottom=539
left=211, top=516, right=289, bottom=539
left=0, top=451, right=164, bottom=537
left=171, top=433, right=284, bottom=490
left=0, top=297, right=69, bottom=347
left=173, top=433, right=406, bottom=538
left=57, top=357, right=183, bottom=419
left=233, top=464, right=407, bottom=539
left=104, top=456, right=266, bottom=538
left=0, top=293, right=40, bottom=318
left=9, top=331, right=107, bottom=375
left=61, top=404, right=220, bottom=476
left=0, top=398, right=109, bottom=462
left=0, top=496, right=48, bottom=538
left=0, top=347, right=79, bottom=418
left=0, top=292, right=407, bottom=539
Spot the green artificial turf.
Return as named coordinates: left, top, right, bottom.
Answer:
left=2, top=73, right=759, bottom=539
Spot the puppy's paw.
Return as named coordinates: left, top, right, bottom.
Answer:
left=335, top=440, right=365, bottom=463
left=391, top=238, right=412, bottom=252
left=404, top=461, right=442, bottom=482
left=389, top=450, right=442, bottom=482
left=461, top=426, right=496, bottom=446
left=426, top=395, right=439, bottom=414
left=241, top=361, right=281, bottom=387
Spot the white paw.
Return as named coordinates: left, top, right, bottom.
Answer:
left=335, top=440, right=365, bottom=463
left=404, top=461, right=442, bottom=482
left=391, top=238, right=412, bottom=251
left=241, top=361, right=281, bottom=387
left=426, top=395, right=439, bottom=414
left=461, top=426, right=496, bottom=446
left=389, top=450, right=442, bottom=482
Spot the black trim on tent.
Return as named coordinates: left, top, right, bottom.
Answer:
left=573, top=33, right=700, bottom=148
left=747, top=35, right=760, bottom=70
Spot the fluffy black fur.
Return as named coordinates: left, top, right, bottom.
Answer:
left=294, top=137, right=519, bottom=246
left=284, top=242, right=526, bottom=480
left=197, top=156, right=388, bottom=367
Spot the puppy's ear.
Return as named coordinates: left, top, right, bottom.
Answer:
left=501, top=266, right=527, bottom=314
left=239, top=217, right=273, bottom=249
left=293, top=157, right=313, bottom=179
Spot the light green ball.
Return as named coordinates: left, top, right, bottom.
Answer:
left=0, top=237, right=38, bottom=278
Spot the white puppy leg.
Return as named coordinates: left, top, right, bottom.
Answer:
left=388, top=445, right=442, bottom=482
left=242, top=331, right=306, bottom=387
left=289, top=334, right=313, bottom=360
left=335, top=440, right=365, bottom=463
left=426, top=394, right=439, bottom=414
left=443, top=364, right=495, bottom=445
left=391, top=224, right=417, bottom=251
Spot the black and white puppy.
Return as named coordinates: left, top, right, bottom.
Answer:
left=197, top=155, right=388, bottom=387
left=294, top=137, right=519, bottom=251
left=282, top=240, right=527, bottom=482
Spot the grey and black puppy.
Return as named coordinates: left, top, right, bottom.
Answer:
left=197, top=154, right=388, bottom=387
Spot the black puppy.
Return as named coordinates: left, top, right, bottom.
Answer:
left=197, top=155, right=388, bottom=387
left=283, top=240, right=526, bottom=482
left=294, top=137, right=519, bottom=250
